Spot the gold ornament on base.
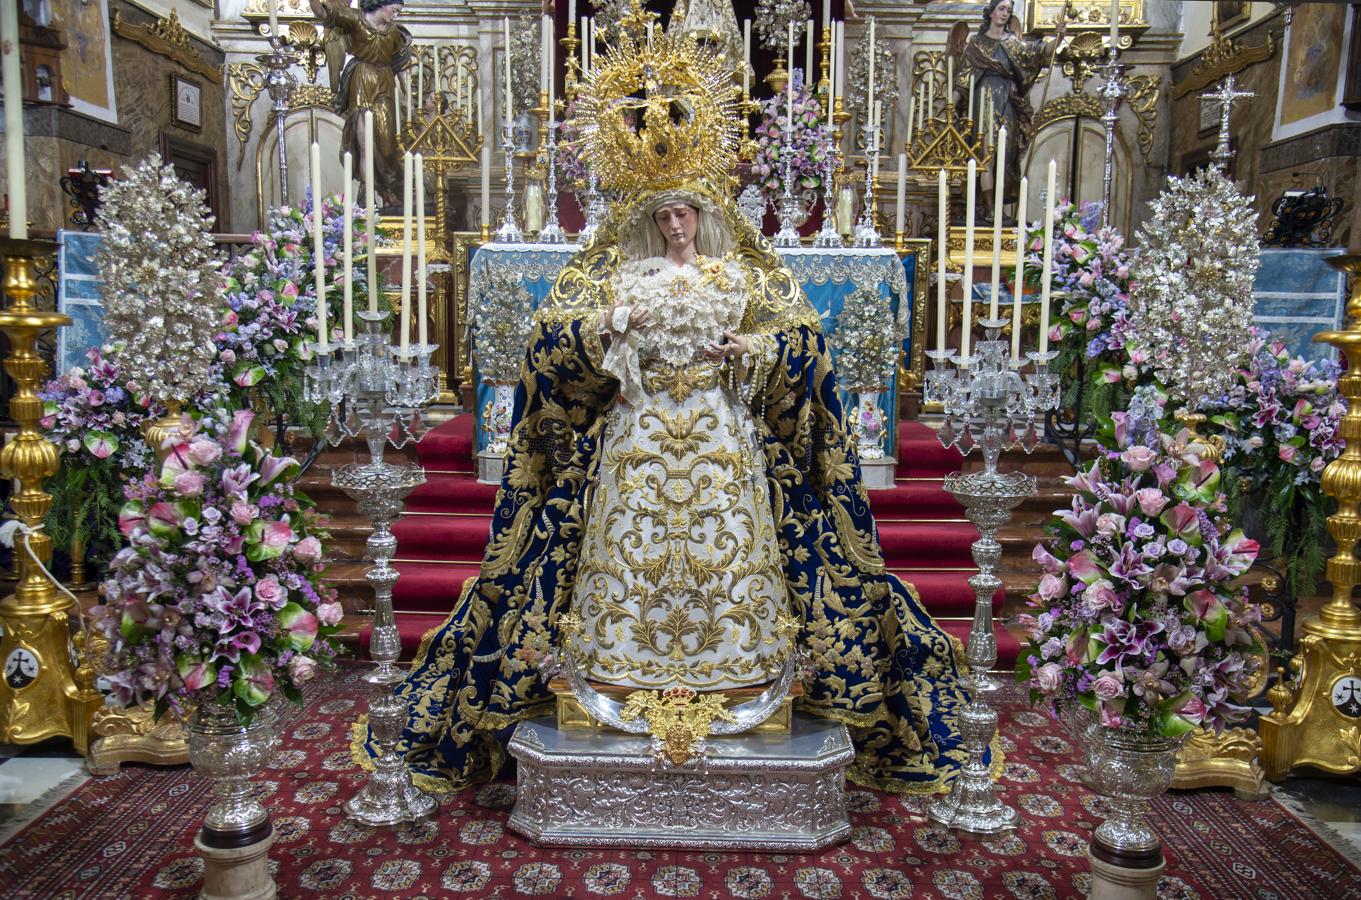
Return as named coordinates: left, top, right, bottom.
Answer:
left=142, top=400, right=188, bottom=461
left=1260, top=254, right=1361, bottom=781
left=0, top=238, right=103, bottom=752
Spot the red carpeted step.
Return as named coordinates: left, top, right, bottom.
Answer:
left=876, top=521, right=980, bottom=567
left=896, top=420, right=963, bottom=478
left=413, top=415, right=476, bottom=469
left=405, top=474, right=500, bottom=513
left=869, top=482, right=963, bottom=519
left=894, top=571, right=1002, bottom=618
left=939, top=618, right=1022, bottom=669
left=392, top=515, right=493, bottom=560
left=390, top=561, right=482, bottom=611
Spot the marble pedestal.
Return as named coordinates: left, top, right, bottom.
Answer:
left=507, top=713, right=853, bottom=850
left=476, top=450, right=504, bottom=485
left=195, top=832, right=276, bottom=900
left=1087, top=850, right=1163, bottom=900
left=860, top=456, right=897, bottom=490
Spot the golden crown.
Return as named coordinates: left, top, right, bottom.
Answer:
left=574, top=0, right=742, bottom=197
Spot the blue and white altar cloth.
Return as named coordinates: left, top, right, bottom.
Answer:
left=1252, top=248, right=1346, bottom=363
left=468, top=243, right=914, bottom=456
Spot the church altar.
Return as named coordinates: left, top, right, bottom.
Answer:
left=468, top=241, right=923, bottom=462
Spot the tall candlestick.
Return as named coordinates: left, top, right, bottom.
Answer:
left=569, top=0, right=576, bottom=25
left=937, top=168, right=948, bottom=352
left=477, top=79, right=484, bottom=135
left=1040, top=159, right=1057, bottom=355
left=481, top=138, right=491, bottom=231
left=895, top=153, right=907, bottom=237
left=504, top=17, right=513, bottom=123
left=867, top=18, right=876, bottom=127
left=1109, top=0, right=1120, bottom=46
left=342, top=150, right=353, bottom=343
left=417, top=50, right=424, bottom=116
left=406, top=68, right=413, bottom=126
left=267, top=0, right=278, bottom=39
left=311, top=142, right=327, bottom=346
left=926, top=72, right=934, bottom=120
left=364, top=110, right=377, bottom=314
left=541, top=15, right=551, bottom=97
left=962, top=158, right=977, bottom=361
left=947, top=56, right=954, bottom=105
left=1011, top=176, right=1028, bottom=361
left=826, top=33, right=836, bottom=122
left=416, top=153, right=427, bottom=346
left=743, top=19, right=752, bottom=97
left=400, top=151, right=413, bottom=353
left=905, top=92, right=915, bottom=145
left=581, top=16, right=589, bottom=75
left=836, top=22, right=846, bottom=102
left=806, top=19, right=814, bottom=79
left=967, top=74, right=975, bottom=120
left=1, top=0, right=25, bottom=238
left=990, top=125, right=1007, bottom=320
left=787, top=21, right=795, bottom=84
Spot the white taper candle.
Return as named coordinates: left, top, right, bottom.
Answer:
left=1040, top=159, right=1057, bottom=355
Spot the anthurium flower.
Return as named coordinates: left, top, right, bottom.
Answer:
left=1067, top=550, right=1102, bottom=585
left=82, top=430, right=118, bottom=459
left=227, top=410, right=256, bottom=453
left=118, top=500, right=146, bottom=537
left=1184, top=589, right=1229, bottom=642
left=232, top=364, right=266, bottom=388
left=177, top=656, right=217, bottom=692
left=234, top=653, right=276, bottom=706
left=146, top=501, right=182, bottom=537
left=278, top=601, right=318, bottom=651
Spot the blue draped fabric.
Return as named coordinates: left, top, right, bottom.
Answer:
left=358, top=306, right=986, bottom=795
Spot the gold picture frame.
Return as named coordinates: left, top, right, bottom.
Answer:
left=1213, top=1, right=1252, bottom=34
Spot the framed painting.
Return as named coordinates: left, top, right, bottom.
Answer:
left=1213, top=1, right=1251, bottom=34
left=63, top=0, right=118, bottom=123
left=1277, top=2, right=1349, bottom=132
left=171, top=73, right=203, bottom=132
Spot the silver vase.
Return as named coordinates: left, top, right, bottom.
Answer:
left=186, top=702, right=277, bottom=849
left=1083, top=719, right=1186, bottom=868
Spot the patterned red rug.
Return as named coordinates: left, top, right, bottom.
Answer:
left=1, top=666, right=1356, bottom=899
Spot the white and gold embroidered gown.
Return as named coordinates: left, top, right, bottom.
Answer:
left=567, top=254, right=788, bottom=691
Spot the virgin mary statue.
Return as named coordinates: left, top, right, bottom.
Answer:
left=358, top=8, right=984, bottom=797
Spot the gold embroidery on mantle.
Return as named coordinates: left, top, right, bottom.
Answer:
left=112, top=9, right=222, bottom=85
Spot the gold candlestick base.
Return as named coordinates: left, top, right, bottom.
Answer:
left=1260, top=253, right=1361, bottom=781
left=0, top=238, right=102, bottom=754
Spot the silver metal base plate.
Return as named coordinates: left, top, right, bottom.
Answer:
left=476, top=450, right=505, bottom=485
left=507, top=713, right=854, bottom=850
left=860, top=456, right=897, bottom=490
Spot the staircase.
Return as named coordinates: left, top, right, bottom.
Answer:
left=310, top=414, right=1041, bottom=669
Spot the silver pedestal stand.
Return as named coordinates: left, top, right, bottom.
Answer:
left=923, top=318, right=1059, bottom=837
left=257, top=37, right=299, bottom=203
left=495, top=121, right=524, bottom=244
left=812, top=156, right=844, bottom=249
left=538, top=129, right=567, bottom=244
left=305, top=311, right=441, bottom=825
left=773, top=150, right=802, bottom=248
left=853, top=122, right=882, bottom=248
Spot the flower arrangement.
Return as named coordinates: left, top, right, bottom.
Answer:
left=40, top=347, right=164, bottom=572
left=93, top=410, right=341, bottom=723
left=1202, top=329, right=1346, bottom=596
left=96, top=154, right=223, bottom=407
left=1024, top=200, right=1138, bottom=422
left=830, top=286, right=900, bottom=391
left=748, top=68, right=834, bottom=206
left=1019, top=414, right=1263, bottom=737
left=218, top=192, right=376, bottom=439
left=555, top=99, right=589, bottom=201
left=755, top=0, right=811, bottom=55
left=472, top=268, right=537, bottom=384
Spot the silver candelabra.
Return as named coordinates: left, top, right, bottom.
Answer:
left=813, top=156, right=844, bottom=249
left=539, top=127, right=567, bottom=244
left=923, top=319, right=1059, bottom=837
left=258, top=36, right=299, bottom=204
left=580, top=165, right=607, bottom=243
left=304, top=312, right=441, bottom=826
left=773, top=149, right=802, bottom=248
left=496, top=121, right=524, bottom=243
left=854, top=126, right=882, bottom=248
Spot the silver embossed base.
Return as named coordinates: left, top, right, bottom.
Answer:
left=860, top=457, right=897, bottom=491
left=507, top=714, right=853, bottom=850
left=476, top=450, right=505, bottom=486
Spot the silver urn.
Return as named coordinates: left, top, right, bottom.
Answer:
left=187, top=702, right=278, bottom=849
left=1082, top=718, right=1186, bottom=868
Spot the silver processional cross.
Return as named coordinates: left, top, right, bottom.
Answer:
left=1206, top=74, right=1255, bottom=169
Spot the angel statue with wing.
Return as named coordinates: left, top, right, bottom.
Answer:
left=311, top=0, right=412, bottom=206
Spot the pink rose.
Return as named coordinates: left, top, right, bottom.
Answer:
left=1035, top=662, right=1063, bottom=694
left=262, top=521, right=294, bottom=550
left=1093, top=672, right=1124, bottom=702
left=231, top=499, right=259, bottom=525
left=172, top=471, right=206, bottom=497
left=1085, top=579, right=1120, bottom=612
left=1037, top=573, right=1068, bottom=602
left=254, top=574, right=285, bottom=609
left=1135, top=488, right=1168, bottom=518
left=220, top=348, right=237, bottom=365
left=287, top=655, right=317, bottom=683
left=1121, top=446, right=1157, bottom=472
left=315, top=601, right=343, bottom=627
left=293, top=535, right=323, bottom=564
left=1095, top=513, right=1126, bottom=539
left=187, top=440, right=222, bottom=466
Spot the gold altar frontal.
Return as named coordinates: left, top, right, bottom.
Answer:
left=548, top=677, right=802, bottom=734
left=947, top=225, right=1020, bottom=270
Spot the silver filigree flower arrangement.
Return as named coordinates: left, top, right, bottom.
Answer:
left=755, top=0, right=811, bottom=55
left=1125, top=166, right=1259, bottom=410
left=830, top=287, right=900, bottom=391
left=846, top=33, right=899, bottom=149
left=95, top=154, right=223, bottom=407
left=511, top=13, right=544, bottom=117
left=472, top=269, right=537, bottom=384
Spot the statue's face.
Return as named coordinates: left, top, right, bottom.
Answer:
left=652, top=203, right=699, bottom=255
left=371, top=2, right=401, bottom=26
left=990, top=0, right=1013, bottom=28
